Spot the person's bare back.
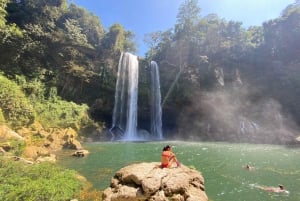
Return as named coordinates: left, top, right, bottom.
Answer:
left=257, top=185, right=289, bottom=194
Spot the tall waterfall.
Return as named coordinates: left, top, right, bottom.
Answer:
left=111, top=52, right=139, bottom=140
left=150, top=61, right=163, bottom=139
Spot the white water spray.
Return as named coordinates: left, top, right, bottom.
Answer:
left=150, top=61, right=163, bottom=139
left=111, top=52, right=138, bottom=140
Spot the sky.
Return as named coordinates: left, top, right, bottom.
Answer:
left=70, top=0, right=295, bottom=56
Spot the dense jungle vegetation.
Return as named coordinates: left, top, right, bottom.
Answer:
left=0, top=0, right=299, bottom=140
left=145, top=0, right=300, bottom=143
left=0, top=0, right=300, bottom=200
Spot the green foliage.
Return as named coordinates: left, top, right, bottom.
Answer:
left=15, top=75, right=46, bottom=101
left=0, top=0, right=299, bottom=141
left=0, top=158, right=82, bottom=201
left=34, top=99, right=91, bottom=129
left=0, top=74, right=35, bottom=127
left=4, top=139, right=25, bottom=156
left=3, top=0, right=135, bottom=104
left=0, top=108, right=5, bottom=124
left=13, top=75, right=94, bottom=130
left=175, top=0, right=201, bottom=39
left=124, top=30, right=137, bottom=53
left=142, top=0, right=300, bottom=139
left=0, top=0, right=8, bottom=28
left=0, top=0, right=23, bottom=76
left=67, top=4, right=105, bottom=46
left=0, top=73, right=95, bottom=132
left=64, top=18, right=89, bottom=46
left=263, top=3, right=300, bottom=62
left=103, top=24, right=125, bottom=52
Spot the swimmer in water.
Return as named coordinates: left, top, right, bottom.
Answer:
left=257, top=184, right=289, bottom=194
left=244, top=164, right=255, bottom=171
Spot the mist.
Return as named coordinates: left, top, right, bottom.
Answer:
left=176, top=85, right=297, bottom=144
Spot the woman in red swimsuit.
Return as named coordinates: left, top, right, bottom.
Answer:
left=161, top=145, right=180, bottom=168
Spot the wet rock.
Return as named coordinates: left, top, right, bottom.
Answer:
left=72, top=149, right=89, bottom=157
left=36, top=154, right=56, bottom=163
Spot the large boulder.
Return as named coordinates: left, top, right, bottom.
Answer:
left=103, top=162, right=208, bottom=201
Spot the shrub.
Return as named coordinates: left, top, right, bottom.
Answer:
left=34, top=99, right=93, bottom=129
left=0, top=74, right=35, bottom=127
left=14, top=75, right=96, bottom=130
left=0, top=158, right=83, bottom=201
left=7, top=139, right=25, bottom=156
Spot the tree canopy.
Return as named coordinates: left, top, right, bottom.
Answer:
left=0, top=0, right=299, bottom=143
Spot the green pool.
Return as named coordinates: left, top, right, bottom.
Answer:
left=57, top=141, right=300, bottom=201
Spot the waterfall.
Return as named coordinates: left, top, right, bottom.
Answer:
left=110, top=53, right=163, bottom=141
left=111, top=52, right=139, bottom=140
left=150, top=61, right=163, bottom=139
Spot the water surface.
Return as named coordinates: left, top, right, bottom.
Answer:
left=57, top=141, right=300, bottom=201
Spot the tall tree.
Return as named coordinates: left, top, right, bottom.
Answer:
left=65, top=4, right=105, bottom=47
left=175, top=0, right=201, bottom=40
left=101, top=24, right=137, bottom=54
left=0, top=0, right=23, bottom=75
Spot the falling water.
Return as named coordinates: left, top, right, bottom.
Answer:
left=111, top=52, right=139, bottom=140
left=150, top=61, right=163, bottom=139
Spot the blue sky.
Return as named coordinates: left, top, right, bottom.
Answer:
left=70, top=0, right=295, bottom=56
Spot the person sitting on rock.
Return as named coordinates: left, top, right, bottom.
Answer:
left=161, top=145, right=180, bottom=168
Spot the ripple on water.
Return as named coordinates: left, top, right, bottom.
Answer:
left=57, top=141, right=300, bottom=201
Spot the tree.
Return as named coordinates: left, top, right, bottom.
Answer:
left=263, top=3, right=300, bottom=62
left=0, top=0, right=8, bottom=28
left=0, top=0, right=23, bottom=75
left=0, top=74, right=35, bottom=127
left=64, top=18, right=88, bottom=46
left=144, top=30, right=173, bottom=59
left=66, top=4, right=105, bottom=46
left=101, top=27, right=136, bottom=53
left=175, top=0, right=201, bottom=40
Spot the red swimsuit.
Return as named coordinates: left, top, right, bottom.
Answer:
left=161, top=151, right=173, bottom=168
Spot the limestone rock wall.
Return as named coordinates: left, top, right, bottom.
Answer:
left=0, top=122, right=83, bottom=161
left=103, top=162, right=208, bottom=201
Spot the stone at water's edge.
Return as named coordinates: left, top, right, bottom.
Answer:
left=103, top=162, right=208, bottom=201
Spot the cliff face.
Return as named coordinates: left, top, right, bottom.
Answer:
left=103, top=162, right=208, bottom=201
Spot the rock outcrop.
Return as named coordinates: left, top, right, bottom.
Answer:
left=0, top=125, right=24, bottom=140
left=103, top=162, right=208, bottom=201
left=17, top=122, right=83, bottom=160
left=0, top=122, right=84, bottom=162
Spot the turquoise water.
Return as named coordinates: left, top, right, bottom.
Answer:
left=57, top=141, right=300, bottom=201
